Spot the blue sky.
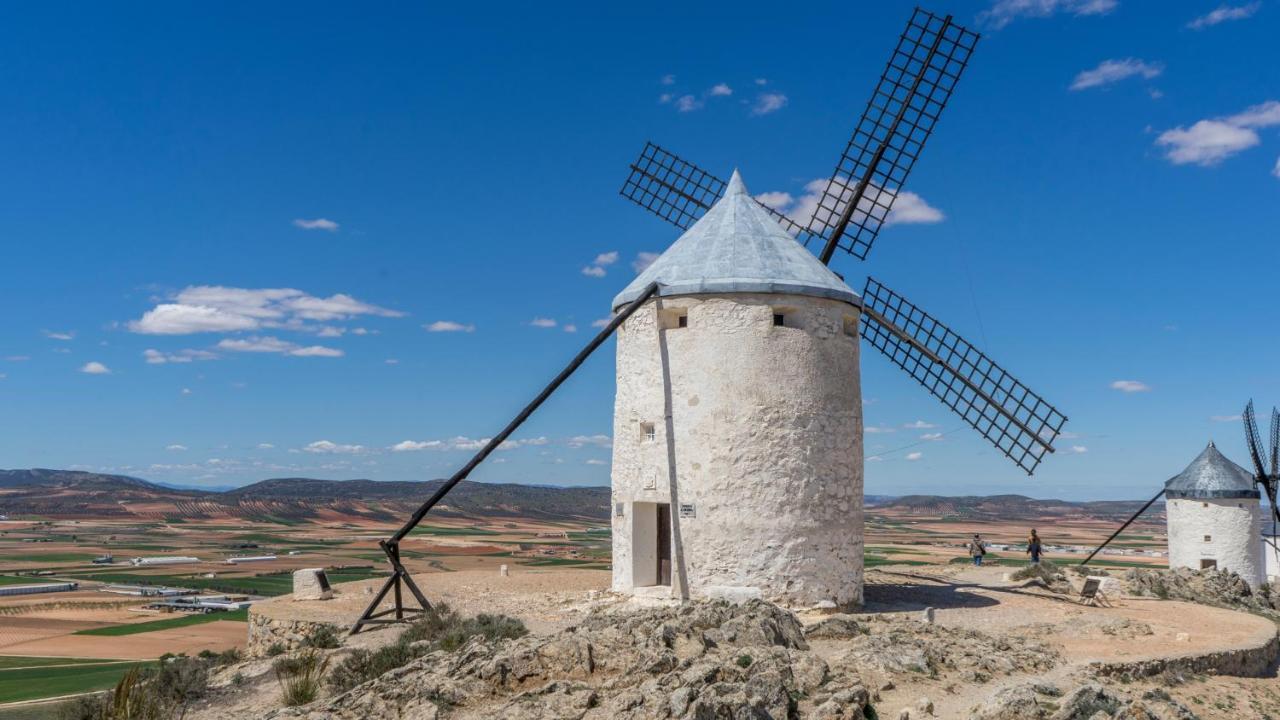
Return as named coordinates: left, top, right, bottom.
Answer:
left=2, top=1, right=1278, bottom=499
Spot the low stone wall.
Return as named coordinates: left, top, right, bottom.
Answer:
left=1090, top=631, right=1279, bottom=680
left=246, top=609, right=341, bottom=657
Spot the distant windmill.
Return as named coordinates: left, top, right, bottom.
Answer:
left=352, top=7, right=1067, bottom=632
left=1082, top=401, right=1280, bottom=584
left=619, top=8, right=1067, bottom=474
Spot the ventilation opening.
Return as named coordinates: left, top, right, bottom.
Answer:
left=658, top=308, right=688, bottom=330
left=1204, top=535, right=1212, bottom=542
left=1200, top=559, right=1218, bottom=570
left=771, top=307, right=796, bottom=328
left=640, top=422, right=656, bottom=442
left=843, top=315, right=860, bottom=337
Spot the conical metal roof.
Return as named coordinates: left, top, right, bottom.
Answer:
left=612, top=170, right=860, bottom=310
left=1164, top=441, right=1260, bottom=499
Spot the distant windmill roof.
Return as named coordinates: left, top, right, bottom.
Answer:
left=1164, top=441, right=1260, bottom=499
left=612, top=170, right=860, bottom=310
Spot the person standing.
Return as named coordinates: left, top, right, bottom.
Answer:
left=1026, top=529, right=1042, bottom=565
left=968, top=534, right=986, bottom=566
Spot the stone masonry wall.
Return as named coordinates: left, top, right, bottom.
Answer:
left=611, top=292, right=864, bottom=608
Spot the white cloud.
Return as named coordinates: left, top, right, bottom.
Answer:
left=180, top=387, right=192, bottom=395
left=43, top=330, right=75, bottom=341
left=129, top=285, right=402, bottom=335
left=754, top=191, right=794, bottom=210
left=661, top=74, right=675, bottom=85
left=316, top=326, right=345, bottom=338
left=1187, top=2, right=1260, bottom=29
left=166, top=444, right=187, bottom=451
left=658, top=93, right=673, bottom=104
left=563, top=324, right=578, bottom=333
left=1157, top=121, right=1259, bottom=165
left=1156, top=101, right=1280, bottom=166
left=581, top=266, right=607, bottom=278
left=289, top=345, right=344, bottom=357
left=751, top=93, right=788, bottom=115
left=293, top=218, right=339, bottom=231
left=530, top=317, right=557, bottom=328
left=257, top=443, right=275, bottom=449
left=216, top=336, right=343, bottom=358
left=567, top=434, right=612, bottom=448
left=1210, top=414, right=1242, bottom=422
left=1065, top=445, right=1089, bottom=454
left=591, top=317, right=612, bottom=328
left=920, top=433, right=944, bottom=441
left=632, top=252, right=660, bottom=273
left=761, top=178, right=944, bottom=230
left=425, top=320, right=476, bottom=333
left=709, top=83, right=732, bottom=97
left=905, top=451, right=924, bottom=461
left=675, top=95, right=703, bottom=113
left=865, top=425, right=896, bottom=434
left=303, top=440, right=367, bottom=454
left=391, top=440, right=445, bottom=452
left=1069, top=58, right=1163, bottom=91
left=585, top=459, right=608, bottom=465
left=904, top=420, right=937, bottom=429
left=755, top=78, right=768, bottom=86
left=143, top=348, right=218, bottom=364
left=0, top=373, right=6, bottom=379
left=979, top=0, right=1117, bottom=29
left=1110, top=379, right=1151, bottom=393
left=80, top=361, right=110, bottom=375
left=385, top=358, right=400, bottom=365
left=593, top=251, right=619, bottom=266
left=1274, top=156, right=1280, bottom=178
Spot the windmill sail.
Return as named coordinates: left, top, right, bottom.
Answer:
left=1270, top=406, right=1279, bottom=479
left=1243, top=401, right=1269, bottom=480
left=861, top=277, right=1066, bottom=474
left=808, top=9, right=979, bottom=263
left=619, top=143, right=817, bottom=241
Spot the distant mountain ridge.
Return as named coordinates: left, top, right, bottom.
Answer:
left=876, top=493, right=1164, bottom=521
left=0, top=469, right=609, bottom=523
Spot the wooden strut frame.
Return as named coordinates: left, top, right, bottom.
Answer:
left=1079, top=488, right=1165, bottom=566
left=349, top=281, right=661, bottom=634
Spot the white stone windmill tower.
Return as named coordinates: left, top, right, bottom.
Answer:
left=1163, top=441, right=1264, bottom=587
left=610, top=9, right=1068, bottom=607
left=610, top=171, right=864, bottom=605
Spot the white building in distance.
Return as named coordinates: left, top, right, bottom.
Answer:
left=1164, top=442, right=1264, bottom=587
left=609, top=171, right=864, bottom=608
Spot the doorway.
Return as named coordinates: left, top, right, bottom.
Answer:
left=631, top=501, right=672, bottom=587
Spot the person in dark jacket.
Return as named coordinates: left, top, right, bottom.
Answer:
left=968, top=534, right=986, bottom=566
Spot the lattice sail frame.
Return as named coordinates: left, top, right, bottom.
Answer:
left=620, top=142, right=818, bottom=242
left=1243, top=401, right=1270, bottom=480
left=805, top=8, right=979, bottom=260
left=1270, top=406, right=1279, bottom=478
left=861, top=277, right=1066, bottom=474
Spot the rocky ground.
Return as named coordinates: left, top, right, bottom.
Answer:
left=183, top=565, right=1280, bottom=720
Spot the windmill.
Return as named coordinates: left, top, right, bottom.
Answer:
left=619, top=8, right=1067, bottom=475
left=351, top=7, right=1067, bottom=632
left=1081, top=400, right=1280, bottom=575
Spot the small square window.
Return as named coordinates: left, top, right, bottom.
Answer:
left=773, top=313, right=785, bottom=327
left=678, top=315, right=688, bottom=328
left=1203, top=535, right=1212, bottom=542
left=641, top=422, right=656, bottom=442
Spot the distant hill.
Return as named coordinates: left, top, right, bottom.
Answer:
left=876, top=494, right=1163, bottom=521
left=0, top=469, right=609, bottom=523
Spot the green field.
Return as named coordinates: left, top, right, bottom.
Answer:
left=65, top=568, right=387, bottom=597
left=0, top=657, right=118, bottom=670
left=410, top=526, right=500, bottom=537
left=0, top=576, right=57, bottom=587
left=0, top=661, right=149, bottom=704
left=75, top=608, right=247, bottom=637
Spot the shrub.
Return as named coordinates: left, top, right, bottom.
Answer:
left=1011, top=560, right=1061, bottom=583
left=266, top=642, right=287, bottom=657
left=275, top=649, right=330, bottom=707
left=736, top=654, right=753, bottom=668
left=302, top=623, right=342, bottom=649
left=328, top=604, right=527, bottom=693
left=59, top=657, right=212, bottom=720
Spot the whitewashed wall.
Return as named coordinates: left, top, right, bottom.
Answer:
left=611, top=292, right=863, bottom=607
left=1166, top=497, right=1263, bottom=587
